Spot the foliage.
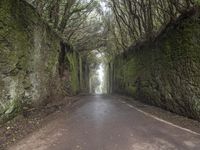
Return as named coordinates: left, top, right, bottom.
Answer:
left=27, top=0, right=105, bottom=53
left=105, top=0, right=197, bottom=53
left=24, top=0, right=199, bottom=57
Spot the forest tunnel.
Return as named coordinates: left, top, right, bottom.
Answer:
left=89, top=51, right=107, bottom=94
left=0, top=0, right=200, bottom=124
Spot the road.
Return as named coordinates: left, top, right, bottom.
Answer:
left=8, top=95, right=200, bottom=150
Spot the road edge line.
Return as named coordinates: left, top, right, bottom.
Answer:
left=117, top=97, right=200, bottom=136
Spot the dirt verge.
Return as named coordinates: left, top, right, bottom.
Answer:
left=0, top=96, right=80, bottom=150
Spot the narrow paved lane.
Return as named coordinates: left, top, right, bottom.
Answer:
left=9, top=95, right=200, bottom=150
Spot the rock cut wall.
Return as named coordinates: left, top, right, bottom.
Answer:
left=0, top=0, right=84, bottom=122
left=112, top=8, right=200, bottom=120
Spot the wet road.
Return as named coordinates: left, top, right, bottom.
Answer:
left=9, top=95, right=200, bottom=150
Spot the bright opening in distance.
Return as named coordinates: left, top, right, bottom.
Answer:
left=96, top=63, right=104, bottom=94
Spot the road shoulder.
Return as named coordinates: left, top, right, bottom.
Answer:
left=113, top=94, right=200, bottom=135
left=0, top=96, right=81, bottom=150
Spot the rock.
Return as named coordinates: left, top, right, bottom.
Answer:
left=112, top=9, right=200, bottom=121
left=0, top=0, right=62, bottom=123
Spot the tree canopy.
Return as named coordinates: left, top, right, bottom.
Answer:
left=27, top=0, right=199, bottom=57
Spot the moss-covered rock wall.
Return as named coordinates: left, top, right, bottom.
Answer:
left=0, top=0, right=85, bottom=123
left=112, top=8, right=200, bottom=120
left=66, top=51, right=81, bottom=95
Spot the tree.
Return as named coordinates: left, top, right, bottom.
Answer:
left=106, top=0, right=196, bottom=52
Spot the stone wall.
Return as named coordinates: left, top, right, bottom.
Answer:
left=66, top=50, right=81, bottom=95
left=112, top=8, right=200, bottom=120
left=0, top=0, right=84, bottom=122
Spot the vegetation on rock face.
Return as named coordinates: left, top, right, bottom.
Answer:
left=112, top=9, right=200, bottom=120
left=0, top=0, right=65, bottom=123
left=66, top=51, right=80, bottom=95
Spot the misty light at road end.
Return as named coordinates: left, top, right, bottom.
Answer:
left=96, top=63, right=105, bottom=94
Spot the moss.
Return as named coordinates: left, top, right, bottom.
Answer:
left=113, top=56, right=139, bottom=95
left=195, top=0, right=200, bottom=5
left=127, top=85, right=137, bottom=96
left=0, top=0, right=65, bottom=123
left=66, top=52, right=80, bottom=95
left=45, top=42, right=60, bottom=73
left=112, top=10, right=200, bottom=120
left=0, top=98, right=22, bottom=124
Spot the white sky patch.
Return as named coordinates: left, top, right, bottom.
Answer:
left=95, top=63, right=105, bottom=94
left=98, top=64, right=104, bottom=83
left=100, top=1, right=107, bottom=12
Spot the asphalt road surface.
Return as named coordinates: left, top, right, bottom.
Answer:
left=8, top=95, right=200, bottom=150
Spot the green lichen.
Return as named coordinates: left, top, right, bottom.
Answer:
left=0, top=0, right=64, bottom=124
left=0, top=96, right=22, bottom=124
left=112, top=11, right=200, bottom=120
left=66, top=52, right=80, bottom=95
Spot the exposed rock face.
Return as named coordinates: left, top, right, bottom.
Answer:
left=112, top=8, right=200, bottom=120
left=0, top=0, right=84, bottom=122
